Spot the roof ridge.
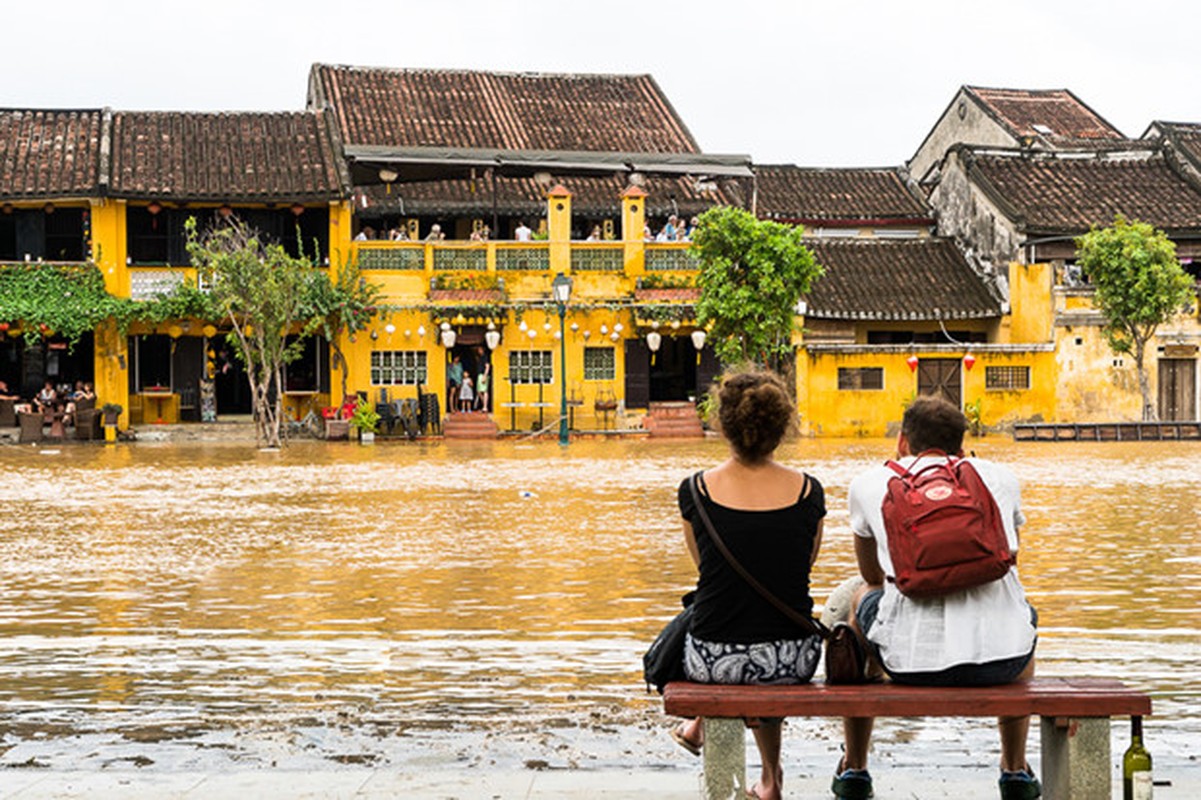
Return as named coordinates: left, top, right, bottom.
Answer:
left=312, top=62, right=655, bottom=81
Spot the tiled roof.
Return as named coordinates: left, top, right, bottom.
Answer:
left=309, top=64, right=699, bottom=153
left=966, top=87, right=1124, bottom=142
left=964, top=149, right=1201, bottom=233
left=753, top=165, right=929, bottom=223
left=108, top=111, right=345, bottom=201
left=805, top=239, right=1001, bottom=321
left=0, top=109, right=104, bottom=199
left=356, top=174, right=727, bottom=217
left=1150, top=121, right=1201, bottom=174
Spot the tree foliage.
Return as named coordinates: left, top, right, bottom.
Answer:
left=186, top=217, right=317, bottom=448
left=1075, top=215, right=1195, bottom=421
left=691, top=206, right=823, bottom=372
left=0, top=262, right=126, bottom=346
left=301, top=254, right=382, bottom=404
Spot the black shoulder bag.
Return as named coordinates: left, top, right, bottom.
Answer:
left=688, top=472, right=871, bottom=685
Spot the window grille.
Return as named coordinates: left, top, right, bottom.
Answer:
left=371, top=350, right=428, bottom=386
left=837, top=367, right=884, bottom=391
left=509, top=350, right=554, bottom=384
left=583, top=347, right=615, bottom=380
left=985, top=366, right=1031, bottom=390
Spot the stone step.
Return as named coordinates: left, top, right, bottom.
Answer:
left=442, top=412, right=500, bottom=439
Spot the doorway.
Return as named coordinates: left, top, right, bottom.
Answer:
left=917, top=358, right=962, bottom=407
left=1158, top=359, right=1197, bottom=421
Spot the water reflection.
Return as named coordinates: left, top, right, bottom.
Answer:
left=0, top=438, right=1197, bottom=772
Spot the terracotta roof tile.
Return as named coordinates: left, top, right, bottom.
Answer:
left=357, top=173, right=727, bottom=217
left=754, top=165, right=929, bottom=223
left=0, top=109, right=103, bottom=199
left=108, top=111, right=344, bottom=201
left=965, top=150, right=1201, bottom=233
left=1152, top=121, right=1201, bottom=174
left=966, top=87, right=1124, bottom=142
left=310, top=65, right=699, bottom=153
left=805, top=239, right=1000, bottom=320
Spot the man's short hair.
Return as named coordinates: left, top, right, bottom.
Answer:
left=902, top=395, right=967, bottom=454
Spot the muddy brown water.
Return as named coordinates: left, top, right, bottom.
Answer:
left=0, top=437, right=1197, bottom=774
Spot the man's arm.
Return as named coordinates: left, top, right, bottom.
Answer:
left=854, top=534, right=885, bottom=586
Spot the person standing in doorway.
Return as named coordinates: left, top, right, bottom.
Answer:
left=447, top=355, right=463, bottom=412
left=476, top=362, right=491, bottom=412
left=459, top=371, right=475, bottom=413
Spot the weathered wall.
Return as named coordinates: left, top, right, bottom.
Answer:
left=909, top=89, right=1018, bottom=185
left=931, top=150, right=1025, bottom=266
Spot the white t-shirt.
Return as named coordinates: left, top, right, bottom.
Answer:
left=514, top=224, right=532, bottom=241
left=847, top=455, right=1036, bottom=673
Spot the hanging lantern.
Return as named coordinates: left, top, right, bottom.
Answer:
left=647, top=330, right=662, bottom=365
left=404, top=329, right=412, bottom=338
left=543, top=321, right=552, bottom=332
left=487, top=321, right=496, bottom=331
left=613, top=322, right=624, bottom=333
left=907, top=355, right=919, bottom=372
left=527, top=329, right=537, bottom=340
left=384, top=323, right=396, bottom=335
left=0, top=322, right=8, bottom=332
left=485, top=329, right=501, bottom=350
left=203, top=324, right=217, bottom=338
left=453, top=314, right=467, bottom=325
left=963, top=352, right=977, bottom=371
left=168, top=324, right=183, bottom=339
left=417, top=325, right=426, bottom=338
left=582, top=330, right=592, bottom=341
left=440, top=321, right=451, bottom=332
left=291, top=203, right=305, bottom=217
left=670, top=320, right=680, bottom=329
left=691, top=329, right=707, bottom=365
left=610, top=332, right=620, bottom=342
left=554, top=330, right=562, bottom=340
left=370, top=330, right=379, bottom=341
left=519, top=320, right=528, bottom=332
left=651, top=319, right=660, bottom=329
left=570, top=321, right=579, bottom=333
left=600, top=324, right=608, bottom=335
left=441, top=328, right=457, bottom=348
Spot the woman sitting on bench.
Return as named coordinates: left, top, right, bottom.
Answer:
left=671, top=369, right=827, bottom=800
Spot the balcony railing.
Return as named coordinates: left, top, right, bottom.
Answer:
left=351, top=240, right=694, bottom=276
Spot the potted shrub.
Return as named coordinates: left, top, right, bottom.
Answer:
left=349, top=400, right=381, bottom=444
left=101, top=403, right=123, bottom=426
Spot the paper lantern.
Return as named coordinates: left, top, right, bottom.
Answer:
left=963, top=353, right=977, bottom=371
left=906, top=355, right=919, bottom=372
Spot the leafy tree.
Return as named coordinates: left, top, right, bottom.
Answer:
left=691, top=206, right=823, bottom=374
left=302, top=255, right=382, bottom=404
left=0, top=262, right=128, bottom=346
left=1075, top=216, right=1195, bottom=421
left=186, top=216, right=316, bottom=448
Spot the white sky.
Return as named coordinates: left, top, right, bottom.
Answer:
left=3, top=0, right=1197, bottom=167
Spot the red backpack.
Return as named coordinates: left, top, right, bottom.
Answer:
left=881, top=454, right=1014, bottom=598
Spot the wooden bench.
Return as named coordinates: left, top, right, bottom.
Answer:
left=664, top=678, right=1151, bottom=800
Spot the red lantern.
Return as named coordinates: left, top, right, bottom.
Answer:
left=0, top=322, right=8, bottom=332
left=963, top=353, right=977, bottom=371
left=906, top=355, right=919, bottom=372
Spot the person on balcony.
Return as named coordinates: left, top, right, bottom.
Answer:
left=585, top=225, right=603, bottom=242
left=514, top=220, right=532, bottom=241
left=425, top=224, right=445, bottom=241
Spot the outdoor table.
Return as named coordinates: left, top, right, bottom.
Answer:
left=141, top=390, right=176, bottom=424
left=45, top=408, right=67, bottom=440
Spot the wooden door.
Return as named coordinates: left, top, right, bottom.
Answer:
left=917, top=358, right=962, bottom=407
left=624, top=339, right=650, bottom=409
left=1158, top=359, right=1197, bottom=421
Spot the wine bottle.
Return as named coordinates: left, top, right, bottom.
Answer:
left=1123, top=715, right=1153, bottom=800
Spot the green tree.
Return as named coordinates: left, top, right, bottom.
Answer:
left=302, top=255, right=382, bottom=404
left=691, top=206, right=823, bottom=374
left=186, top=217, right=315, bottom=448
left=1075, top=216, right=1195, bottom=421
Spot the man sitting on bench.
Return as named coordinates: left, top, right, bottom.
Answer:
left=837, top=396, right=1040, bottom=800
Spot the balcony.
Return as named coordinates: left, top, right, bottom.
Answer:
left=352, top=240, right=694, bottom=277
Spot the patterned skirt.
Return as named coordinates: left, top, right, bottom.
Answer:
left=683, top=632, right=822, bottom=685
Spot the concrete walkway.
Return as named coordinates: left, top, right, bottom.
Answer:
left=3, top=766, right=1199, bottom=799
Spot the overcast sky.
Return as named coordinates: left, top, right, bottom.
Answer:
left=4, top=0, right=1197, bottom=167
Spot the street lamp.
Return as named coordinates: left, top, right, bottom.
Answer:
left=551, top=272, right=573, bottom=445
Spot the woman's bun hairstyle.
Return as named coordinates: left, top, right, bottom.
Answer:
left=714, top=368, right=796, bottom=463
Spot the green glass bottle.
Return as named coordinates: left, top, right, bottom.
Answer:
left=1123, top=716, right=1152, bottom=800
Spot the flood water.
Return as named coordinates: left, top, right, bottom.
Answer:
left=0, top=437, right=1197, bottom=779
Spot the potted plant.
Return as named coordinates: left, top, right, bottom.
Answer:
left=101, top=403, right=123, bottom=426
left=349, top=400, right=381, bottom=444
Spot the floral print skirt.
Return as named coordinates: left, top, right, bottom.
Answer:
left=683, top=632, right=822, bottom=685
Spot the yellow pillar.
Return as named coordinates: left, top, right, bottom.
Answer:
left=621, top=186, right=647, bottom=277
left=547, top=184, right=572, bottom=275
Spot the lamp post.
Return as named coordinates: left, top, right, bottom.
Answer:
left=551, top=272, right=573, bottom=445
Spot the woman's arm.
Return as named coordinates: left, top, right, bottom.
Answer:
left=682, top=518, right=701, bottom=569
left=809, top=518, right=824, bottom=569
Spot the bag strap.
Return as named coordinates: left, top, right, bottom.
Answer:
left=689, top=472, right=829, bottom=639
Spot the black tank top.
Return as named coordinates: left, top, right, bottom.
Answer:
left=678, top=472, right=826, bottom=643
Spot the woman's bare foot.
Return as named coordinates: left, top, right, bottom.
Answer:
left=670, top=717, right=703, bottom=755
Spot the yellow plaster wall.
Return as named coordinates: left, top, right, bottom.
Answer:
left=89, top=199, right=130, bottom=426
left=1005, top=261, right=1053, bottom=344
